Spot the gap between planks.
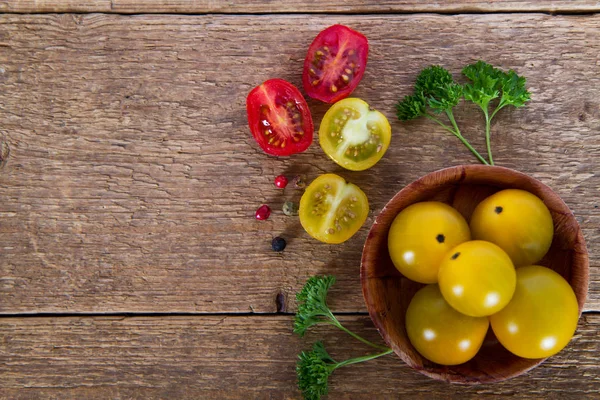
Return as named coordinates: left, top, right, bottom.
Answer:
left=1, top=0, right=600, bottom=15
left=0, top=310, right=598, bottom=319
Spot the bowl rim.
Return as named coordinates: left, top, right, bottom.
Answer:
left=360, top=164, right=590, bottom=384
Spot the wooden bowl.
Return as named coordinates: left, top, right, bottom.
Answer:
left=360, top=165, right=589, bottom=384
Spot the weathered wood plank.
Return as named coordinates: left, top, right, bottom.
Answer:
left=2, top=0, right=600, bottom=14
left=0, top=314, right=598, bottom=398
left=0, top=14, right=598, bottom=314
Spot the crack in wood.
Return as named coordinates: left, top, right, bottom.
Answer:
left=0, top=139, right=9, bottom=169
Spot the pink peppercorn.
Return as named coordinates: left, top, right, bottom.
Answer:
left=274, top=175, right=288, bottom=189
left=255, top=204, right=271, bottom=220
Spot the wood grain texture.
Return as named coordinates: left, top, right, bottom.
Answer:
left=0, top=314, right=598, bottom=398
left=2, top=0, right=600, bottom=14
left=0, top=14, right=599, bottom=314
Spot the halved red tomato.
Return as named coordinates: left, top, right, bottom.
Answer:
left=246, top=79, right=314, bottom=156
left=302, top=25, right=369, bottom=103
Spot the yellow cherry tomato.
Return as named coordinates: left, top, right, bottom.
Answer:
left=490, top=265, right=579, bottom=359
left=299, top=173, right=369, bottom=244
left=470, top=189, right=554, bottom=267
left=319, top=98, right=391, bottom=171
left=388, top=202, right=470, bottom=284
left=438, top=240, right=516, bottom=317
left=406, top=284, right=489, bottom=366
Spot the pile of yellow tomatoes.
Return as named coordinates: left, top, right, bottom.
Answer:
left=388, top=189, right=579, bottom=365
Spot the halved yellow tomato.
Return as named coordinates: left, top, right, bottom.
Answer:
left=406, top=284, right=489, bottom=366
left=299, top=173, right=369, bottom=244
left=319, top=98, right=391, bottom=171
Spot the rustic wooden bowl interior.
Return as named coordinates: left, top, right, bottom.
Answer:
left=360, top=165, right=589, bottom=384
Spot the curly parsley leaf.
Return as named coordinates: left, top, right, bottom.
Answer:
left=462, top=61, right=531, bottom=164
left=293, top=275, right=336, bottom=337
left=396, top=93, right=426, bottom=121
left=396, top=65, right=488, bottom=164
left=297, top=341, right=393, bottom=400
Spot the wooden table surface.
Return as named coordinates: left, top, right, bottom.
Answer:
left=0, top=1, right=599, bottom=398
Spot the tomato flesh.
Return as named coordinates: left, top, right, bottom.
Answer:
left=319, top=98, right=391, bottom=171
left=490, top=265, right=579, bottom=359
left=387, top=202, right=471, bottom=284
left=303, top=25, right=368, bottom=103
left=438, top=240, right=516, bottom=317
left=246, top=79, right=314, bottom=156
left=406, top=285, right=489, bottom=366
left=299, top=174, right=369, bottom=244
left=470, top=189, right=554, bottom=267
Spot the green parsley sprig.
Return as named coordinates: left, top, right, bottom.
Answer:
left=396, top=65, right=488, bottom=165
left=462, top=61, right=531, bottom=165
left=294, top=276, right=392, bottom=400
left=298, top=341, right=393, bottom=400
left=396, top=61, right=530, bottom=165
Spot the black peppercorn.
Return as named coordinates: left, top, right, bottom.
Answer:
left=271, top=236, right=287, bottom=252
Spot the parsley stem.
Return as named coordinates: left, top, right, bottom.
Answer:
left=327, top=311, right=389, bottom=350
left=425, top=113, right=489, bottom=165
left=490, top=103, right=506, bottom=121
left=334, top=348, right=394, bottom=369
left=483, top=108, right=494, bottom=165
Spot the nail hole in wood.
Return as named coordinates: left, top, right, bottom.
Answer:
left=276, top=291, right=286, bottom=313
